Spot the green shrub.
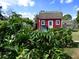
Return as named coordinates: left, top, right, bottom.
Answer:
left=0, top=14, right=72, bottom=59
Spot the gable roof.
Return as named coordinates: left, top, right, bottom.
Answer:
left=36, top=11, right=63, bottom=19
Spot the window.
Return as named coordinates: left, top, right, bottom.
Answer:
left=49, top=21, right=52, bottom=26
left=56, top=20, right=60, bottom=25
left=48, top=20, right=53, bottom=28
left=41, top=20, right=45, bottom=25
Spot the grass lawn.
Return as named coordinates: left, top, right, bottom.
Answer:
left=72, top=31, right=79, bottom=41
left=64, top=48, right=79, bottom=59
left=64, top=32, right=79, bottom=59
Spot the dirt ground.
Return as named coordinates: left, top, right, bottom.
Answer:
left=71, top=49, right=79, bottom=59
left=64, top=48, right=79, bottom=59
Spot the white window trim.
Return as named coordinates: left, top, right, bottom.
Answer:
left=48, top=20, right=53, bottom=28
left=48, top=20, right=53, bottom=26
left=56, top=20, right=60, bottom=25
left=41, top=20, right=45, bottom=25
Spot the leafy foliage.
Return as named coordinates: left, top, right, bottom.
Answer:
left=76, top=11, right=79, bottom=23
left=63, top=14, right=72, bottom=20
left=0, top=12, right=72, bottom=59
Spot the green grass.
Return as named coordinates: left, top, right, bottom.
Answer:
left=72, top=31, right=79, bottom=41
left=64, top=48, right=75, bottom=57
left=63, top=30, right=79, bottom=59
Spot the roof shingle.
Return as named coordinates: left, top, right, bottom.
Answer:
left=37, top=11, right=63, bottom=19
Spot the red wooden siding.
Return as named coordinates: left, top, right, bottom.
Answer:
left=54, top=19, right=62, bottom=28
left=45, top=20, right=48, bottom=28
left=37, top=19, right=41, bottom=29
left=37, top=19, right=62, bottom=29
left=53, top=20, right=55, bottom=28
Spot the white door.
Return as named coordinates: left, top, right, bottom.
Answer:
left=48, top=20, right=53, bottom=28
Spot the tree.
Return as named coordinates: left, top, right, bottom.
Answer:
left=76, top=11, right=79, bottom=23
left=22, top=18, right=34, bottom=26
left=0, top=6, right=6, bottom=20
left=9, top=12, right=33, bottom=27
left=63, top=14, right=72, bottom=20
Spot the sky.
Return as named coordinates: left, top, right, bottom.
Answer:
left=0, top=0, right=79, bottom=19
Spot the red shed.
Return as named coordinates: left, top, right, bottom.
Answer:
left=35, top=11, right=63, bottom=30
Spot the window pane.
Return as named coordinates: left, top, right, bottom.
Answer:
left=56, top=20, right=60, bottom=25
left=49, top=22, right=52, bottom=25
left=57, top=21, right=59, bottom=24
left=41, top=20, right=45, bottom=25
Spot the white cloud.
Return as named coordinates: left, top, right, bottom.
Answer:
left=18, top=0, right=35, bottom=7
left=29, top=1, right=35, bottom=6
left=74, top=5, right=79, bottom=11
left=60, top=0, right=73, bottom=4
left=0, top=0, right=35, bottom=18
left=51, top=0, right=73, bottom=4
left=65, top=0, right=73, bottom=3
left=73, top=16, right=77, bottom=19
left=0, top=1, right=11, bottom=10
left=0, top=0, right=18, bottom=10
left=60, top=0, right=64, bottom=3
left=18, top=12, right=35, bottom=19
left=0, top=0, right=35, bottom=10
left=76, top=8, right=79, bottom=11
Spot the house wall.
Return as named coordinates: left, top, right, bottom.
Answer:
left=37, top=19, right=62, bottom=29
left=37, top=19, right=41, bottom=29
left=46, top=20, right=48, bottom=28
left=54, top=19, right=62, bottom=28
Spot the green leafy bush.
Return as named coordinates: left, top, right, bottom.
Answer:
left=0, top=13, right=73, bottom=59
